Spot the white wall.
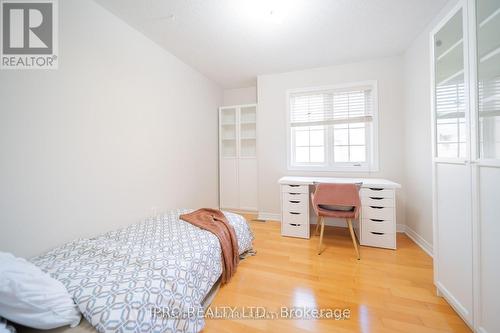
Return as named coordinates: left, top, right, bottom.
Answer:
left=222, top=87, right=257, bottom=106
left=402, top=0, right=459, bottom=249
left=257, top=57, right=406, bottom=225
left=0, top=0, right=222, bottom=258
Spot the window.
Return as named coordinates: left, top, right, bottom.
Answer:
left=287, top=82, right=378, bottom=171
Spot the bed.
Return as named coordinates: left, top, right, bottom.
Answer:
left=21, top=209, right=254, bottom=333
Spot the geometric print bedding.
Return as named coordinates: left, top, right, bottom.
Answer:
left=31, top=209, right=254, bottom=333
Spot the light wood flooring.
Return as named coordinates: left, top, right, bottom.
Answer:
left=203, top=216, right=471, bottom=333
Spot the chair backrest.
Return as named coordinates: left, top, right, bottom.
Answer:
left=311, top=183, right=361, bottom=209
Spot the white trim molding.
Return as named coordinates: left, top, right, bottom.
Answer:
left=403, top=225, right=433, bottom=258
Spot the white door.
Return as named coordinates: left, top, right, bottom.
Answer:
left=434, top=162, right=473, bottom=323
left=475, top=167, right=500, bottom=333
left=238, top=158, right=258, bottom=211
left=432, top=3, right=474, bottom=325
left=220, top=159, right=239, bottom=209
left=471, top=0, right=500, bottom=331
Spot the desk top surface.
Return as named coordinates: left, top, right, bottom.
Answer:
left=278, top=176, right=401, bottom=189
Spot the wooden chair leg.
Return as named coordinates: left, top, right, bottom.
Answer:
left=315, top=216, right=321, bottom=236
left=318, top=216, right=325, bottom=255
left=347, top=219, right=360, bottom=260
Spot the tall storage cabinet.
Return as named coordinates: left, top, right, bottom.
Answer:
left=219, top=104, right=258, bottom=212
left=431, top=1, right=500, bottom=331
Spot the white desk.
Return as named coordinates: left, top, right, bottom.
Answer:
left=278, top=176, right=401, bottom=249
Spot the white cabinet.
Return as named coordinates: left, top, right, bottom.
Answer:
left=280, top=184, right=310, bottom=239
left=359, top=187, right=396, bottom=249
left=431, top=1, right=500, bottom=331
left=219, top=104, right=258, bottom=212
left=359, top=187, right=397, bottom=250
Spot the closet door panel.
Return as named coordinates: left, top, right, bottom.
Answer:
left=432, top=5, right=473, bottom=324
left=474, top=1, right=500, bottom=331
left=220, top=158, right=239, bottom=209
left=477, top=166, right=500, bottom=333
left=435, top=163, right=473, bottom=322
left=238, top=158, right=258, bottom=211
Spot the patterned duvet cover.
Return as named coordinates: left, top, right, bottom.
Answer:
left=31, top=209, right=254, bottom=333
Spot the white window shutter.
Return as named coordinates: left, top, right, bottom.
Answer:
left=290, top=88, right=373, bottom=127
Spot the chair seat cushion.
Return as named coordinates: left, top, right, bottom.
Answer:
left=318, top=204, right=354, bottom=212
left=317, top=207, right=357, bottom=218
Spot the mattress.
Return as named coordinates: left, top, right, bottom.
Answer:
left=26, top=209, right=253, bottom=333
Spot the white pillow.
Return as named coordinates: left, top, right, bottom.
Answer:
left=0, top=318, right=16, bottom=333
left=0, top=252, right=81, bottom=329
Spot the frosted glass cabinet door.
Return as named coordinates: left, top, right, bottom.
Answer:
left=434, top=9, right=467, bottom=159
left=475, top=2, right=500, bottom=332
left=477, top=0, right=500, bottom=159
left=432, top=5, right=474, bottom=326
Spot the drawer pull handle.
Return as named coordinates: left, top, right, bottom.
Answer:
left=370, top=206, right=384, bottom=209
left=369, top=197, right=383, bottom=200
left=371, top=232, right=385, bottom=235
left=289, top=193, right=301, bottom=195
left=289, top=200, right=300, bottom=204
left=290, top=212, right=301, bottom=215
left=289, top=185, right=300, bottom=187
left=370, top=219, right=384, bottom=222
left=369, top=188, right=384, bottom=191
left=290, top=223, right=301, bottom=227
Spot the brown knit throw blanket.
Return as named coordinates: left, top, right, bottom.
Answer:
left=179, top=208, right=239, bottom=284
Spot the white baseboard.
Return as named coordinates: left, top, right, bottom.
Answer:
left=403, top=225, right=433, bottom=257
left=435, top=282, right=471, bottom=328
left=257, top=212, right=281, bottom=221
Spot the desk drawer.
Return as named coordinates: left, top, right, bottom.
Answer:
left=282, top=210, right=308, bottom=224
left=360, top=188, right=394, bottom=199
left=281, top=184, right=308, bottom=194
left=361, top=196, right=395, bottom=207
left=281, top=220, right=309, bottom=238
left=283, top=199, right=308, bottom=215
left=362, top=206, right=394, bottom=220
left=362, top=218, right=395, bottom=234
left=283, top=192, right=308, bottom=203
left=361, top=228, right=396, bottom=249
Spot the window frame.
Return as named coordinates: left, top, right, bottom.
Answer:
left=286, top=80, right=379, bottom=172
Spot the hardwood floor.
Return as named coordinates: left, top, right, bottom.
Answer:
left=203, top=217, right=471, bottom=333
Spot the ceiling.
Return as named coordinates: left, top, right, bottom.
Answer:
left=95, top=0, right=448, bottom=88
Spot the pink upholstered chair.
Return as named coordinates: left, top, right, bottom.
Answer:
left=311, top=183, right=361, bottom=258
